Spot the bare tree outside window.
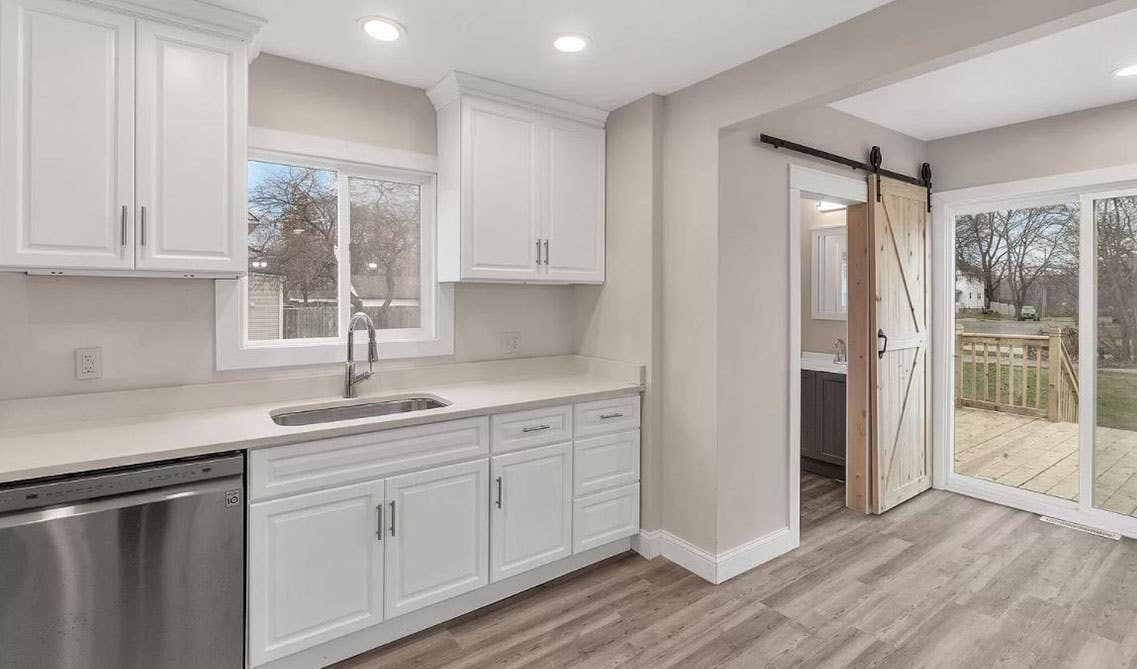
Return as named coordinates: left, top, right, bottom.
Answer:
left=348, top=177, right=422, bottom=330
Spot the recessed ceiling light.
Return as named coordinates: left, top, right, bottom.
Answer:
left=1114, top=64, right=1137, bottom=77
left=553, top=35, right=589, bottom=53
left=360, top=16, right=404, bottom=42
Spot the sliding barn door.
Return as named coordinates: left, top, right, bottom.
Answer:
left=869, top=177, right=932, bottom=513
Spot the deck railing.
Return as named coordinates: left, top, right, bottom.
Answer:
left=954, top=326, right=1079, bottom=422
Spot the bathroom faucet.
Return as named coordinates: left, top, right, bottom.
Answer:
left=834, top=338, right=848, bottom=364
left=345, top=312, right=379, bottom=398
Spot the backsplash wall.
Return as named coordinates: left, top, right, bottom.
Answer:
left=0, top=55, right=576, bottom=400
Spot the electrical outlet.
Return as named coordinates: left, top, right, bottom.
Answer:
left=500, top=331, right=521, bottom=355
left=75, top=346, right=101, bottom=380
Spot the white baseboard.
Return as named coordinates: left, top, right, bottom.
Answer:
left=631, top=529, right=661, bottom=559
left=658, top=527, right=796, bottom=584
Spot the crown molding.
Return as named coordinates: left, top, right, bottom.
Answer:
left=75, top=0, right=266, bottom=42
left=427, top=71, right=608, bottom=127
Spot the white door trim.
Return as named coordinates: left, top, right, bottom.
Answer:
left=788, top=164, right=867, bottom=547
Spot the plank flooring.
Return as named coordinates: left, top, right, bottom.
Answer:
left=333, top=472, right=1137, bottom=668
left=955, top=407, right=1137, bottom=515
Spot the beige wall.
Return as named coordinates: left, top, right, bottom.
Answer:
left=929, top=98, right=1137, bottom=191
left=0, top=55, right=576, bottom=401
left=800, top=202, right=848, bottom=354
left=661, top=0, right=1120, bottom=553
left=574, top=95, right=664, bottom=531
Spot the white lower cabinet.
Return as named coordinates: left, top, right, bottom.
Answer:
left=248, top=480, right=386, bottom=666
left=573, top=483, right=640, bottom=553
left=490, top=442, right=573, bottom=582
left=384, top=459, right=489, bottom=619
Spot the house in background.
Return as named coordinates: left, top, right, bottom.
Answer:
left=955, top=270, right=985, bottom=310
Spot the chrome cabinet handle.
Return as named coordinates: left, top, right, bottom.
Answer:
left=389, top=500, right=396, bottom=537
left=536, top=239, right=541, bottom=266
left=139, top=206, right=147, bottom=246
left=542, top=239, right=549, bottom=265
left=120, top=205, right=128, bottom=246
left=522, top=424, right=550, bottom=433
left=495, top=476, right=503, bottom=509
left=599, top=412, right=624, bottom=420
left=376, top=503, right=383, bottom=541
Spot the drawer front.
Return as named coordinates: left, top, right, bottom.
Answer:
left=574, top=395, right=640, bottom=438
left=249, top=417, right=490, bottom=501
left=572, top=483, right=640, bottom=553
left=573, top=430, right=640, bottom=497
left=491, top=404, right=573, bottom=453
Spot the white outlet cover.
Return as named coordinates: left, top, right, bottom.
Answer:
left=500, top=332, right=520, bottom=355
left=75, top=346, right=102, bottom=380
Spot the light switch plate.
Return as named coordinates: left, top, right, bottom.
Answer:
left=75, top=346, right=102, bottom=380
left=500, top=331, right=520, bottom=355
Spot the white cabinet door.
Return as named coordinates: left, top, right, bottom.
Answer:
left=0, top=0, right=135, bottom=270
left=542, top=119, right=604, bottom=283
left=248, top=480, right=385, bottom=667
left=573, top=482, right=640, bottom=553
left=461, top=98, right=541, bottom=281
left=135, top=21, right=246, bottom=274
left=491, top=442, right=572, bottom=582
left=385, top=459, right=489, bottom=618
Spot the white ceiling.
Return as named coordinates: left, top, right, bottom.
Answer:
left=830, top=7, right=1137, bottom=141
left=217, top=0, right=892, bottom=111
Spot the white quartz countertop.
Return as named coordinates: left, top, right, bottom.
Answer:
left=0, top=372, right=642, bottom=485
left=801, top=352, right=848, bottom=375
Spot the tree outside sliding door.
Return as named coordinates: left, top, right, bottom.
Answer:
left=952, top=200, right=1081, bottom=500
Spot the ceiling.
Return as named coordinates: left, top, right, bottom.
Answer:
left=217, top=0, right=892, bottom=111
left=830, top=7, right=1137, bottom=141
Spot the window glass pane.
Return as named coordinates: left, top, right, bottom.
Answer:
left=348, top=177, right=422, bottom=330
left=953, top=203, right=1080, bottom=499
left=1094, top=194, right=1137, bottom=516
left=247, top=161, right=338, bottom=341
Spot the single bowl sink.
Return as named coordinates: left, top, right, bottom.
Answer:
left=271, top=395, right=450, bottom=426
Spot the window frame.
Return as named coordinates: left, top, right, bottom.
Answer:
left=216, top=129, right=452, bottom=370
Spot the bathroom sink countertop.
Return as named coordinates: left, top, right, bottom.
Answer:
left=0, top=371, right=642, bottom=485
left=801, top=351, right=848, bottom=375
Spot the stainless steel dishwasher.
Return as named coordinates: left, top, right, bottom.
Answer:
left=0, top=453, right=245, bottom=669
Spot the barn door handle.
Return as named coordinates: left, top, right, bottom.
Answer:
left=877, top=329, right=888, bottom=359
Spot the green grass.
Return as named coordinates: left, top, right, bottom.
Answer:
left=959, top=363, right=1137, bottom=432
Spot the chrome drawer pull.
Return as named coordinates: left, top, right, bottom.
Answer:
left=599, top=412, right=624, bottom=420
left=522, top=424, right=550, bottom=433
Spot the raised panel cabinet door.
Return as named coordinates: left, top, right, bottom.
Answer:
left=800, top=370, right=818, bottom=459
left=135, top=21, right=246, bottom=274
left=490, top=442, right=572, bottom=582
left=543, top=119, right=605, bottom=283
left=817, top=372, right=848, bottom=467
left=385, top=459, right=489, bottom=619
left=248, top=480, right=385, bottom=667
left=461, top=98, right=541, bottom=280
left=0, top=0, right=135, bottom=269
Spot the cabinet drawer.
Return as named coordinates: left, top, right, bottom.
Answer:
left=572, top=483, right=640, bottom=553
left=573, top=430, right=640, bottom=497
left=249, top=417, right=490, bottom=501
left=574, top=395, right=640, bottom=437
left=491, top=404, right=572, bottom=453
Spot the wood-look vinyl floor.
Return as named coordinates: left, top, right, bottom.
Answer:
left=334, top=472, right=1137, bottom=668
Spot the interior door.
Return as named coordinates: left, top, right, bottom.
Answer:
left=490, top=442, right=572, bottom=582
left=869, top=177, right=932, bottom=512
left=248, top=480, right=385, bottom=666
left=0, top=0, right=135, bottom=270
left=135, top=20, right=246, bottom=274
left=543, top=118, right=605, bottom=282
left=384, top=460, right=488, bottom=619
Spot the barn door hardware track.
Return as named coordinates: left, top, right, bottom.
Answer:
left=757, top=133, right=933, bottom=211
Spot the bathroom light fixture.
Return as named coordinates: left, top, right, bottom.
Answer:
left=554, top=35, right=589, bottom=53
left=360, top=16, right=404, bottom=42
left=1114, top=63, right=1137, bottom=77
left=817, top=200, right=846, bottom=212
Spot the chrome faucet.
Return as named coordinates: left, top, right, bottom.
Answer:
left=834, top=338, right=848, bottom=364
left=345, top=312, right=379, bottom=398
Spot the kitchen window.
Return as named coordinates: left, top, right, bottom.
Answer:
left=216, top=129, right=452, bottom=369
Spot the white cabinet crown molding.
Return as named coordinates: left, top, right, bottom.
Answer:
left=427, top=71, right=608, bottom=128
left=76, top=0, right=266, bottom=43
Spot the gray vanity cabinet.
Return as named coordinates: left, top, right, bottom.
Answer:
left=801, top=370, right=846, bottom=480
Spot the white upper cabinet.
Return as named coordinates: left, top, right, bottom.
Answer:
left=0, top=0, right=136, bottom=270
left=0, top=0, right=261, bottom=276
left=429, top=72, right=606, bottom=284
left=135, top=21, right=246, bottom=274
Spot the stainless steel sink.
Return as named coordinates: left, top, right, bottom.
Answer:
left=271, top=396, right=450, bottom=426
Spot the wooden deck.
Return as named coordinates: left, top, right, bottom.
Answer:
left=955, top=407, right=1137, bottom=516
